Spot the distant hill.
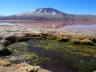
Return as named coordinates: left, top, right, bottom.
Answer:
left=0, top=8, right=96, bottom=21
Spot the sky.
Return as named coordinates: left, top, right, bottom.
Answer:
left=0, top=0, right=96, bottom=16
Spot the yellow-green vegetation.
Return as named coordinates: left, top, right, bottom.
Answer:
left=0, top=60, right=11, bottom=66
left=32, top=39, right=96, bottom=72
left=6, top=38, right=96, bottom=72
left=78, top=52, right=91, bottom=57
left=8, top=42, right=28, bottom=53
left=24, top=52, right=38, bottom=59
left=93, top=54, right=96, bottom=58
left=7, top=41, right=52, bottom=66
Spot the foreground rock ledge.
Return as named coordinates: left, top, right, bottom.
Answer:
left=0, top=60, right=51, bottom=72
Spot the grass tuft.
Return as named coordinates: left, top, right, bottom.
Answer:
left=57, top=36, right=69, bottom=42
left=80, top=39, right=94, bottom=46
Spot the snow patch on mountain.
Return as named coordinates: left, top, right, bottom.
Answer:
left=15, top=8, right=65, bottom=16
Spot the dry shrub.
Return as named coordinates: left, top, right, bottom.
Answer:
left=23, top=32, right=40, bottom=37
left=71, top=39, right=80, bottom=44
left=57, top=36, right=69, bottom=42
left=46, top=33, right=57, bottom=40
left=0, top=60, right=11, bottom=66
left=13, top=32, right=25, bottom=36
left=90, top=37, right=96, bottom=42
left=80, top=39, right=94, bottom=46
left=71, top=38, right=94, bottom=46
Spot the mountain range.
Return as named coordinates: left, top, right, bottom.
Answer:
left=0, top=8, right=96, bottom=21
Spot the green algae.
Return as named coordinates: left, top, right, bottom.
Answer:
left=7, top=39, right=96, bottom=72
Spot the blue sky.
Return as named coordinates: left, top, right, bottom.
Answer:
left=0, top=0, right=96, bottom=16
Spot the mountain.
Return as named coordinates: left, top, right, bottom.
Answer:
left=0, top=8, right=96, bottom=21
left=0, top=15, right=5, bottom=18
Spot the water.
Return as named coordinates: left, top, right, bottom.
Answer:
left=0, top=20, right=96, bottom=30
left=60, top=25, right=96, bottom=30
left=0, top=22, right=14, bottom=26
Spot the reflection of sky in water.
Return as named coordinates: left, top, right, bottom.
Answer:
left=60, top=25, right=96, bottom=30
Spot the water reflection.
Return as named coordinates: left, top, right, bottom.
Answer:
left=60, top=25, right=96, bottom=30
left=0, top=20, right=96, bottom=30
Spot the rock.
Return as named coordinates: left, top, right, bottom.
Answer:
left=16, top=35, right=28, bottom=42
left=0, top=60, right=11, bottom=66
left=34, top=66, right=41, bottom=72
left=0, top=39, right=10, bottom=46
left=93, top=70, right=96, bottom=72
left=17, top=62, right=35, bottom=72
left=0, top=62, right=51, bottom=72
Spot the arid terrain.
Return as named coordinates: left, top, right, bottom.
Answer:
left=0, top=23, right=96, bottom=72
left=0, top=8, right=96, bottom=72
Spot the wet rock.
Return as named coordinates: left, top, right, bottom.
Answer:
left=5, top=36, right=16, bottom=43
left=0, top=44, right=11, bottom=56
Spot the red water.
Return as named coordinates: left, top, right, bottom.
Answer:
left=0, top=20, right=96, bottom=30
